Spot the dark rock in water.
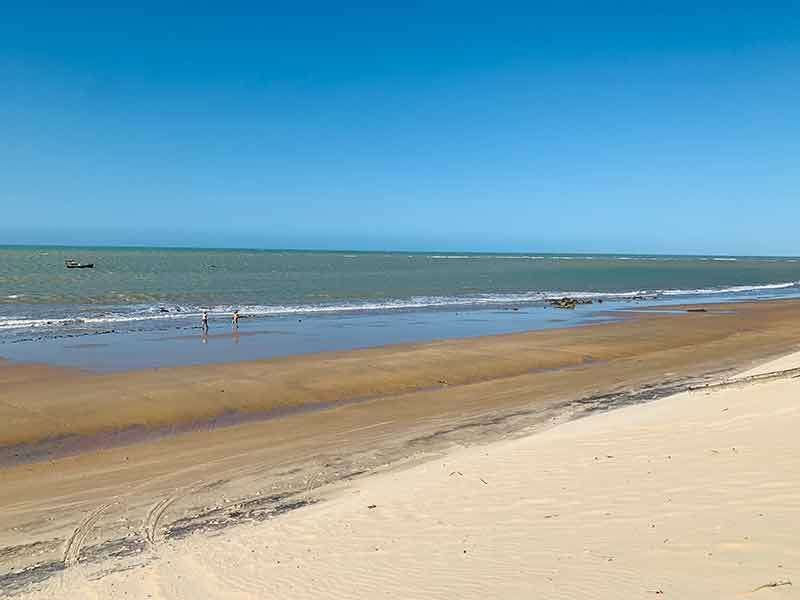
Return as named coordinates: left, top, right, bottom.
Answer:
left=550, top=298, right=577, bottom=309
left=548, top=297, right=594, bottom=309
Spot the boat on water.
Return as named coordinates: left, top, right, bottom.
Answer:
left=65, top=259, right=94, bottom=269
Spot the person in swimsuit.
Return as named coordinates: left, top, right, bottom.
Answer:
left=232, top=310, right=240, bottom=329
left=201, top=310, right=209, bottom=332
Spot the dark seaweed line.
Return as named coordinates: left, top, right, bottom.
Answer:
left=405, top=373, right=710, bottom=448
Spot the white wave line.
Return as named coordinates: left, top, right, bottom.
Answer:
left=2, top=281, right=799, bottom=332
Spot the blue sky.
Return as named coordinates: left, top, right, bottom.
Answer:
left=1, top=1, right=799, bottom=254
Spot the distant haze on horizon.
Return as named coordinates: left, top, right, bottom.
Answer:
left=2, top=242, right=799, bottom=260
left=2, top=2, right=799, bottom=256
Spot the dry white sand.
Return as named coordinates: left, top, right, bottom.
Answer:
left=18, top=362, right=800, bottom=599
left=735, top=349, right=800, bottom=379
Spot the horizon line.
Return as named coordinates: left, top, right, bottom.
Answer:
left=0, top=242, right=798, bottom=259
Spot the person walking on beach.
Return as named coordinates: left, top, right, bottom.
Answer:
left=201, top=310, right=209, bottom=332
left=232, top=309, right=240, bottom=329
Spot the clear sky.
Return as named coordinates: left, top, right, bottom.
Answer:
left=1, top=1, right=799, bottom=254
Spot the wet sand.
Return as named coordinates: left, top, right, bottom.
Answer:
left=2, top=299, right=800, bottom=596
left=4, top=299, right=800, bottom=453
left=0, top=302, right=605, bottom=372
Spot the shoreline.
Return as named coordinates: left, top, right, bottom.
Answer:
left=4, top=289, right=800, bottom=373
left=2, top=298, right=800, bottom=595
left=3, top=299, right=800, bottom=454
left=0, top=301, right=610, bottom=372
left=2, top=298, right=800, bottom=465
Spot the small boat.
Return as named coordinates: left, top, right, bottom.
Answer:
left=65, top=259, right=94, bottom=269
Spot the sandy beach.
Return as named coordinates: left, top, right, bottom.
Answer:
left=2, top=299, right=800, bottom=598
left=14, top=349, right=800, bottom=599
left=5, top=3, right=800, bottom=596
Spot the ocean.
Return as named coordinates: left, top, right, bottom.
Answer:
left=2, top=245, right=800, bottom=369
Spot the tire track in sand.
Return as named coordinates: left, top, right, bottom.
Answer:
left=62, top=502, right=116, bottom=567
left=55, top=502, right=117, bottom=600
left=143, top=481, right=218, bottom=549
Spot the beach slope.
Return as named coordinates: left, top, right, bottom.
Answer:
left=12, top=351, right=800, bottom=599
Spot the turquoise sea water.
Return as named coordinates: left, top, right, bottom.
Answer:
left=2, top=245, right=800, bottom=348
